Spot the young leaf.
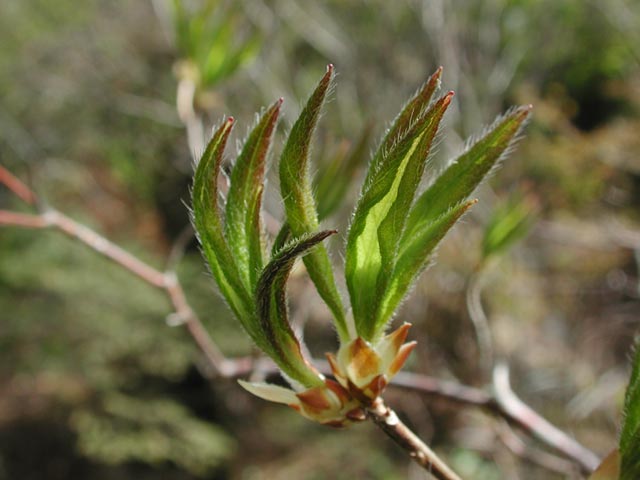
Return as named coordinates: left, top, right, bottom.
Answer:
left=402, top=105, right=532, bottom=245
left=373, top=200, right=476, bottom=339
left=482, top=195, right=536, bottom=262
left=346, top=86, right=453, bottom=340
left=363, top=67, right=443, bottom=187
left=256, top=231, right=338, bottom=388
left=225, top=99, right=282, bottom=289
left=279, top=64, right=351, bottom=342
left=377, top=93, right=454, bottom=291
left=192, top=119, right=254, bottom=332
left=620, top=341, right=640, bottom=479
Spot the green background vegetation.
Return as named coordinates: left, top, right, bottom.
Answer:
left=1, top=0, right=639, bottom=478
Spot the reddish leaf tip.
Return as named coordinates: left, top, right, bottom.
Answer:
left=227, top=116, right=234, bottom=124
left=327, top=63, right=334, bottom=72
left=443, top=91, right=455, bottom=106
left=277, top=97, right=284, bottom=105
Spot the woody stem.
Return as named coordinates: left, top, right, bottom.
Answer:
left=366, top=398, right=462, bottom=480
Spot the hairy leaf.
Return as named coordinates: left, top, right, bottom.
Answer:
left=225, top=99, right=281, bottom=289
left=621, top=341, right=640, bottom=479
left=373, top=200, right=476, bottom=339
left=256, top=231, right=337, bottom=387
left=346, top=80, right=452, bottom=340
left=403, top=105, right=532, bottom=245
left=363, top=67, right=443, bottom=187
left=279, top=64, right=350, bottom=341
left=192, top=119, right=254, bottom=334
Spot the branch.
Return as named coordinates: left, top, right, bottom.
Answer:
left=0, top=165, right=36, bottom=205
left=462, top=257, right=600, bottom=474
left=0, top=168, right=232, bottom=376
left=367, top=398, right=462, bottom=480
left=0, top=210, right=47, bottom=228
left=492, top=364, right=600, bottom=473
left=466, top=270, right=493, bottom=379
left=495, top=420, right=578, bottom=477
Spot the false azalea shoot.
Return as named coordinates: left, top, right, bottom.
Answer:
left=191, top=64, right=530, bottom=427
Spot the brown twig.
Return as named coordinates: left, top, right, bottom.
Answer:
left=367, top=398, right=462, bottom=480
left=462, top=253, right=600, bottom=474
left=492, top=364, right=600, bottom=473
left=0, top=165, right=36, bottom=205
left=495, top=420, right=578, bottom=477
left=217, top=356, right=600, bottom=473
left=0, top=210, right=47, bottom=228
left=0, top=167, right=231, bottom=377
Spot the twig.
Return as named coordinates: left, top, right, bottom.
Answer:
left=213, top=355, right=600, bottom=474
left=462, top=256, right=600, bottom=474
left=367, top=398, right=462, bottom=480
left=0, top=210, right=47, bottom=228
left=492, top=364, right=600, bottom=473
left=0, top=165, right=36, bottom=205
left=176, top=76, right=205, bottom=158
left=0, top=168, right=231, bottom=376
left=496, top=420, right=578, bottom=477
left=466, top=271, right=494, bottom=379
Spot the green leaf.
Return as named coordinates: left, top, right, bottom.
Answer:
left=375, top=200, right=476, bottom=339
left=225, top=99, right=282, bottom=290
left=621, top=340, right=640, bottom=479
left=363, top=67, right=443, bottom=187
left=481, top=195, right=536, bottom=262
left=256, top=231, right=337, bottom=388
left=403, top=105, right=532, bottom=245
left=346, top=71, right=452, bottom=340
left=192, top=118, right=254, bottom=335
left=279, top=65, right=351, bottom=342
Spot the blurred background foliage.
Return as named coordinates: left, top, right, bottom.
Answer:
left=1, top=0, right=639, bottom=478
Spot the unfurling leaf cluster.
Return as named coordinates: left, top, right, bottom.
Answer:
left=172, top=0, right=260, bottom=90
left=192, top=64, right=531, bottom=424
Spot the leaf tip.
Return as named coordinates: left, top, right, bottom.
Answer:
left=516, top=104, right=533, bottom=120
left=444, top=90, right=455, bottom=105
left=321, top=64, right=335, bottom=85
left=429, top=66, right=444, bottom=83
left=318, top=229, right=338, bottom=242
